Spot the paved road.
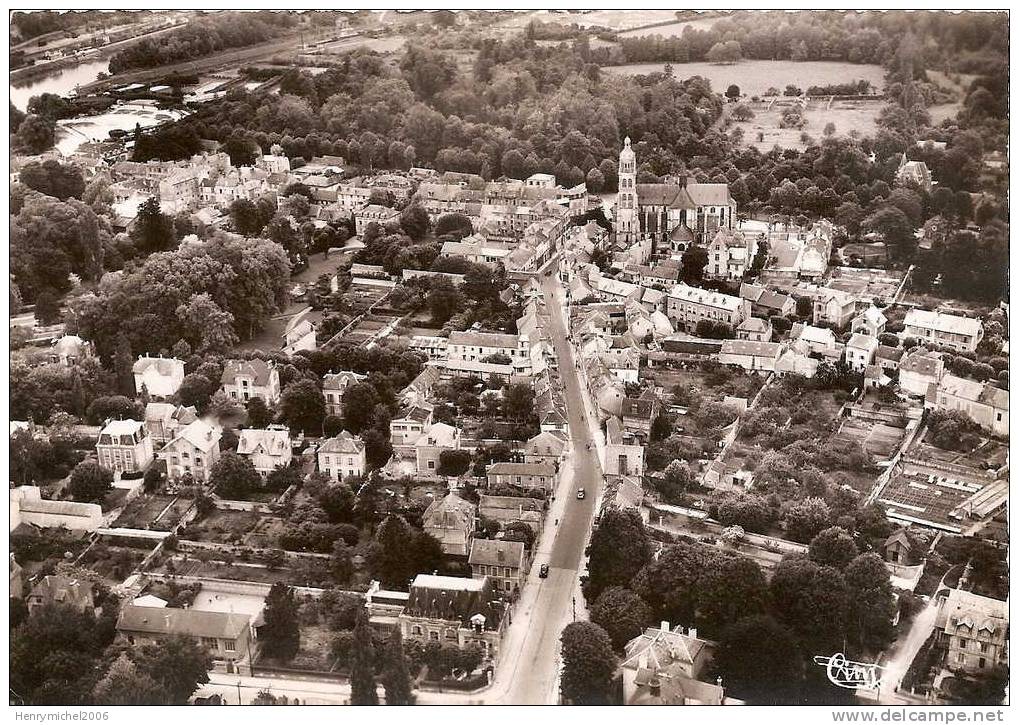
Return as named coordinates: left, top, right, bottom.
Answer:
left=483, top=272, right=606, bottom=704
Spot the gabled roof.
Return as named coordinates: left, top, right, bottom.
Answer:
left=448, top=330, right=519, bottom=349
left=904, top=309, right=982, bottom=338
left=847, top=333, right=879, bottom=351
left=117, top=604, right=250, bottom=640
left=165, top=419, right=222, bottom=453
left=394, top=405, right=433, bottom=424
left=720, top=340, right=783, bottom=358
left=29, top=575, right=94, bottom=609
left=487, top=462, right=555, bottom=477
left=524, top=430, right=568, bottom=456
left=899, top=348, right=942, bottom=376
left=621, top=396, right=655, bottom=420
left=322, top=370, right=366, bottom=391
left=876, top=345, right=904, bottom=362
left=318, top=430, right=365, bottom=456
left=478, top=495, right=544, bottom=512
left=468, top=539, right=525, bottom=568
left=237, top=427, right=290, bottom=456
left=418, top=422, right=459, bottom=448
left=423, top=492, right=476, bottom=529
left=737, top=317, right=771, bottom=333
left=938, top=374, right=1008, bottom=411
left=221, top=359, right=274, bottom=386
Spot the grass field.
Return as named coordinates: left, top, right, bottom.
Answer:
left=602, top=60, right=886, bottom=97
left=738, top=98, right=884, bottom=152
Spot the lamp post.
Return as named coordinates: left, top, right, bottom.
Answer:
left=236, top=680, right=242, bottom=706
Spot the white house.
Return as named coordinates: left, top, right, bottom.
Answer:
left=132, top=356, right=185, bottom=398
left=927, top=375, right=1008, bottom=438
left=221, top=359, right=281, bottom=406
left=97, top=419, right=154, bottom=474
left=898, top=348, right=945, bottom=397
left=903, top=309, right=983, bottom=353
left=845, top=333, right=880, bottom=373
left=323, top=371, right=367, bottom=417
left=236, top=426, right=292, bottom=477
left=159, top=419, right=222, bottom=483
left=705, top=228, right=757, bottom=280
left=317, top=431, right=367, bottom=481
left=851, top=306, right=888, bottom=338
left=791, top=323, right=839, bottom=358
left=282, top=308, right=316, bottom=356
left=718, top=339, right=783, bottom=372
left=665, top=284, right=748, bottom=333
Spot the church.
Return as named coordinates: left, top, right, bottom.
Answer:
left=614, top=137, right=737, bottom=252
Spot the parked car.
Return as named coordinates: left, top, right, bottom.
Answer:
left=539, top=563, right=549, bottom=578
left=576, top=488, right=586, bottom=499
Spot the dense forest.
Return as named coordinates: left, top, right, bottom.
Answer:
left=135, top=37, right=724, bottom=192
left=10, top=10, right=151, bottom=43
left=107, top=11, right=296, bottom=73
left=605, top=11, right=1007, bottom=75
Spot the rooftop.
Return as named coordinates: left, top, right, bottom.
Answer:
left=117, top=604, right=250, bottom=640
left=468, top=539, right=526, bottom=568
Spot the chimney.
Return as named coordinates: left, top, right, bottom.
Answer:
left=660, top=620, right=670, bottom=633
left=679, top=173, right=688, bottom=189
left=497, top=549, right=505, bottom=562
left=648, top=677, right=661, bottom=698
left=689, top=627, right=698, bottom=640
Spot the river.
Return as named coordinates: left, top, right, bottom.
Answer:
left=10, top=58, right=111, bottom=111
left=11, top=55, right=192, bottom=156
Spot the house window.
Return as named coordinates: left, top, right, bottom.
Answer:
left=957, top=653, right=966, bottom=664
left=412, top=626, right=423, bottom=636
left=429, top=631, right=439, bottom=641
left=428, top=460, right=435, bottom=469
left=201, top=637, right=219, bottom=650
left=224, top=640, right=236, bottom=652
left=980, top=643, right=989, bottom=653
left=979, top=658, right=987, bottom=669
left=445, top=628, right=457, bottom=640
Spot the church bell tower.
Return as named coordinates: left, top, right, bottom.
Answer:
left=615, top=136, right=639, bottom=245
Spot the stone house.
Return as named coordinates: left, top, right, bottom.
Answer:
left=220, top=359, right=281, bottom=406
left=317, top=431, right=366, bottom=481
left=469, top=539, right=526, bottom=594
left=159, top=419, right=222, bottom=483
left=236, top=426, right=292, bottom=477
left=398, top=574, right=506, bottom=663
left=422, top=492, right=477, bottom=558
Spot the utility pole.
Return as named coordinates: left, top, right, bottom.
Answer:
left=571, top=596, right=576, bottom=622
left=236, top=680, right=242, bottom=705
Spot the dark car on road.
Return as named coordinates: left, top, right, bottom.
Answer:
left=539, top=563, right=549, bottom=578
left=576, top=488, right=586, bottom=499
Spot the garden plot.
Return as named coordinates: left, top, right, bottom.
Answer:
left=827, top=267, right=906, bottom=304
left=113, top=494, right=193, bottom=531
